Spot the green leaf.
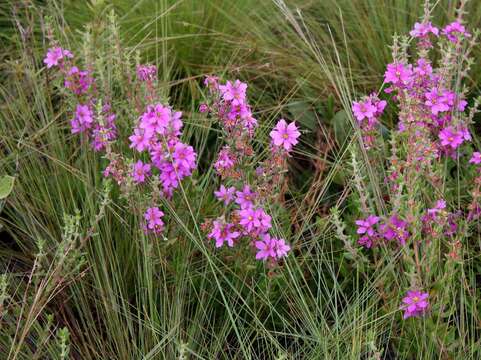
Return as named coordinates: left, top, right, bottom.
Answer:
left=288, top=101, right=318, bottom=131
left=0, top=175, right=15, bottom=199
left=331, top=109, right=351, bottom=145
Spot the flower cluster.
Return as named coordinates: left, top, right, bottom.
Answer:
left=352, top=18, right=474, bottom=160
left=355, top=214, right=410, bottom=248
left=144, top=207, right=165, bottom=234
left=136, top=64, right=158, bottom=82
left=202, top=77, right=300, bottom=264
left=44, top=46, right=115, bottom=152
left=351, top=94, right=386, bottom=148
left=347, top=5, right=479, bottom=322
left=129, top=103, right=196, bottom=197
left=43, top=47, right=73, bottom=68
left=44, top=47, right=197, bottom=236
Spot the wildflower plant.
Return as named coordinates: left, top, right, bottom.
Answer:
left=346, top=0, right=480, bottom=333
left=43, top=38, right=197, bottom=237
left=201, top=77, right=300, bottom=266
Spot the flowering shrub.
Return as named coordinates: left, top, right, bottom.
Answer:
left=201, top=77, right=300, bottom=265
left=346, top=3, right=480, bottom=322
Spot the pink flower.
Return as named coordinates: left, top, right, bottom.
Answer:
left=439, top=127, right=464, bottom=149
left=273, top=238, right=291, bottom=259
left=214, top=147, right=235, bottom=173
left=214, top=185, right=236, bottom=205
left=70, top=104, right=94, bottom=134
left=64, top=66, right=93, bottom=95
left=43, top=47, right=72, bottom=68
left=270, top=119, right=301, bottom=151
left=469, top=152, right=481, bottom=164
left=235, top=185, right=257, bottom=209
left=401, top=290, right=429, bottom=319
left=255, top=234, right=291, bottom=260
left=425, top=89, right=454, bottom=115
left=136, top=64, right=157, bottom=81
left=413, top=58, right=433, bottom=76
left=427, top=199, right=447, bottom=216
left=172, top=142, right=196, bottom=176
left=380, top=215, right=410, bottom=246
left=355, top=215, right=380, bottom=249
left=204, top=75, right=219, bottom=91
left=208, top=220, right=240, bottom=248
left=158, top=161, right=180, bottom=195
left=219, top=80, right=247, bottom=106
left=255, top=234, right=277, bottom=260
left=238, top=207, right=271, bottom=233
left=355, top=215, right=380, bottom=236
left=410, top=22, right=439, bottom=38
left=129, top=128, right=153, bottom=152
left=352, top=100, right=377, bottom=122
left=442, top=21, right=470, bottom=43
left=132, top=160, right=151, bottom=184
left=140, top=104, right=171, bottom=135
left=199, top=103, right=209, bottom=113
left=384, top=63, right=412, bottom=86
left=144, top=207, right=164, bottom=234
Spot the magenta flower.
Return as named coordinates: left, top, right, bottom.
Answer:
left=255, top=208, right=272, bottom=232
left=425, top=89, right=453, bottom=115
left=384, top=63, right=412, bottom=86
left=219, top=80, right=248, bottom=106
left=352, top=100, right=377, bottom=122
left=43, top=47, right=73, bottom=68
left=355, top=215, right=380, bottom=249
left=238, top=207, right=271, bottom=233
left=380, top=215, right=410, bottom=246
left=255, top=234, right=291, bottom=260
left=204, top=75, right=219, bottom=91
left=214, top=185, right=236, bottom=205
left=199, top=103, right=209, bottom=113
left=439, top=127, right=464, bottom=149
left=469, top=152, right=481, bottom=164
left=410, top=22, right=439, bottom=38
left=270, top=119, right=301, bottom=151
left=255, top=234, right=276, bottom=260
left=136, top=64, right=157, bottom=81
left=132, top=160, right=151, bottom=184
left=70, top=104, right=94, bottom=134
left=140, top=104, right=172, bottom=135
left=129, top=128, right=153, bottom=152
left=427, top=199, right=447, bottom=216
left=214, top=147, right=235, bottom=173
left=158, top=161, right=180, bottom=195
left=355, top=215, right=380, bottom=236
left=208, top=220, right=240, bottom=248
left=172, top=142, right=196, bottom=176
left=273, top=238, right=291, bottom=259
left=235, top=185, right=257, bottom=209
left=144, top=207, right=164, bottom=234
left=413, top=58, right=433, bottom=76
left=64, top=66, right=93, bottom=95
left=401, top=290, right=429, bottom=319
left=442, top=21, right=470, bottom=43
left=238, top=208, right=256, bottom=232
